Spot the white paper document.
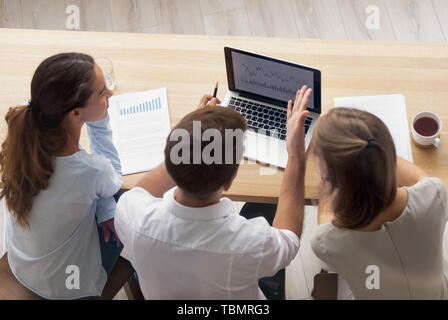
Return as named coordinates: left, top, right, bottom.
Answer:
left=334, top=94, right=413, bottom=162
left=108, top=88, right=171, bottom=175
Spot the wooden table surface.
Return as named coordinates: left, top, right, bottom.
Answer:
left=0, top=28, right=447, bottom=204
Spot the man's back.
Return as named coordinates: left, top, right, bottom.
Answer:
left=115, top=187, right=300, bottom=300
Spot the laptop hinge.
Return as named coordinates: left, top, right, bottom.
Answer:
left=238, top=91, right=284, bottom=107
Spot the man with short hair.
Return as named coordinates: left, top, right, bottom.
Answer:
left=115, top=87, right=312, bottom=299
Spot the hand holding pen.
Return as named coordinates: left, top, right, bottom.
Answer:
left=197, top=82, right=221, bottom=109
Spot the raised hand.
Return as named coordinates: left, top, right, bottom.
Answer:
left=286, top=85, right=312, bottom=158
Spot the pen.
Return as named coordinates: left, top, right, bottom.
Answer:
left=213, top=82, right=219, bottom=98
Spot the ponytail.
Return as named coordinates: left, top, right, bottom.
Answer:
left=0, top=52, right=95, bottom=227
left=0, top=106, right=67, bottom=227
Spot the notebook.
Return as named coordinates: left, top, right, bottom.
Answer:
left=334, top=94, right=413, bottom=162
left=108, top=88, right=171, bottom=175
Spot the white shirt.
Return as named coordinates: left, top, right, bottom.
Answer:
left=115, top=187, right=300, bottom=300
left=6, top=117, right=122, bottom=299
left=311, top=177, right=448, bottom=300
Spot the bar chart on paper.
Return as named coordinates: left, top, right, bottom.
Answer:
left=119, top=96, right=163, bottom=116
left=108, top=88, right=171, bottom=175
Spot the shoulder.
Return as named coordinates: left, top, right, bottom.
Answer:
left=235, top=216, right=300, bottom=253
left=116, top=187, right=160, bottom=213
left=74, top=151, right=114, bottom=174
left=115, top=187, right=162, bottom=230
left=311, top=223, right=347, bottom=258
left=405, top=177, right=447, bottom=214
left=408, top=177, right=446, bottom=194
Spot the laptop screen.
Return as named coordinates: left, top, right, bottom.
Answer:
left=225, top=47, right=321, bottom=112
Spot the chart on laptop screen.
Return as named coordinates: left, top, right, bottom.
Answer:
left=232, top=51, right=315, bottom=109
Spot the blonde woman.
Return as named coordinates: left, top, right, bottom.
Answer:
left=310, top=108, right=448, bottom=299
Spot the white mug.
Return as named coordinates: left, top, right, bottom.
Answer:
left=411, top=111, right=442, bottom=148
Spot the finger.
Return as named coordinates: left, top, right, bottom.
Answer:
left=108, top=221, right=116, bottom=233
left=287, top=100, right=292, bottom=120
left=113, top=233, right=122, bottom=248
left=100, top=224, right=110, bottom=243
left=297, top=110, right=310, bottom=134
left=107, top=223, right=121, bottom=247
left=299, top=85, right=307, bottom=102
left=209, top=98, right=219, bottom=105
left=198, top=95, right=213, bottom=108
left=299, top=88, right=312, bottom=111
left=293, top=89, right=302, bottom=111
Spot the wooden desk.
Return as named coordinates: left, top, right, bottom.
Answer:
left=0, top=29, right=447, bottom=204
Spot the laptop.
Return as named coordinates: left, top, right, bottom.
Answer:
left=222, top=47, right=321, bottom=168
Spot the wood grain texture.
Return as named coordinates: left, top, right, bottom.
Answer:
left=0, top=201, right=5, bottom=258
left=203, top=8, right=252, bottom=36
left=0, top=1, right=4, bottom=28
left=154, top=0, right=205, bottom=35
left=291, top=0, right=347, bottom=40
left=433, top=0, right=448, bottom=41
left=199, top=0, right=245, bottom=15
left=2, top=29, right=447, bottom=202
left=244, top=0, right=299, bottom=38
left=135, top=0, right=157, bottom=29
left=109, top=0, right=138, bottom=32
left=385, top=0, right=445, bottom=42
left=79, top=0, right=113, bottom=32
left=2, top=0, right=447, bottom=43
left=1, top=0, right=23, bottom=28
left=137, top=25, right=159, bottom=34
left=337, top=0, right=396, bottom=41
left=21, top=0, right=66, bottom=30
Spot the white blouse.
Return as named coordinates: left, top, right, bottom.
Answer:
left=6, top=116, right=122, bottom=299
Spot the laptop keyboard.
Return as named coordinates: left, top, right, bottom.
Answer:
left=228, top=97, right=312, bottom=140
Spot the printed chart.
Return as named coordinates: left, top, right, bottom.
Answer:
left=108, top=88, right=171, bottom=175
left=119, top=96, right=163, bottom=116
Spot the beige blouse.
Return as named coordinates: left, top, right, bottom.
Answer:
left=311, top=177, right=448, bottom=299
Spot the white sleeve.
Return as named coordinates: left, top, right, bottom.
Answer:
left=95, top=197, right=117, bottom=224
left=114, top=187, right=160, bottom=248
left=94, top=160, right=123, bottom=198
left=257, top=227, right=300, bottom=278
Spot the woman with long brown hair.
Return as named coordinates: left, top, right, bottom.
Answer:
left=0, top=53, right=123, bottom=299
left=310, top=108, right=448, bottom=299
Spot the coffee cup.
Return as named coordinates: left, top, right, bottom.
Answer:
left=411, top=111, right=442, bottom=148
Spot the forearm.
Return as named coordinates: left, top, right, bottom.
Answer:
left=273, top=156, right=306, bottom=238
left=86, top=116, right=122, bottom=175
left=136, top=163, right=176, bottom=198
left=396, top=156, right=428, bottom=187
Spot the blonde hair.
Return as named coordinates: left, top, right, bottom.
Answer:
left=311, top=108, right=397, bottom=229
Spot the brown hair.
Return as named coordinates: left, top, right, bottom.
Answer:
left=165, top=107, right=247, bottom=199
left=311, top=108, right=397, bottom=229
left=0, top=53, right=96, bottom=227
